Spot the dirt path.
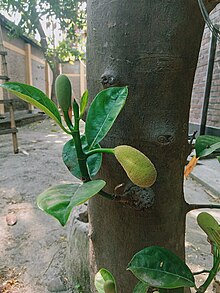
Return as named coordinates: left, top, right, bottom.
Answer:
left=0, top=118, right=220, bottom=293
left=0, top=118, right=76, bottom=293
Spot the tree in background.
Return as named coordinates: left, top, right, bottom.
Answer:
left=0, top=0, right=86, bottom=102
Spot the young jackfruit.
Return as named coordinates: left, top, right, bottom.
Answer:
left=114, top=145, right=157, bottom=188
left=197, top=212, right=220, bottom=244
left=103, top=280, right=116, bottom=293
left=55, top=74, right=72, bottom=111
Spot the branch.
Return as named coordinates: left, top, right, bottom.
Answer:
left=204, top=0, right=220, bottom=12
left=187, top=203, right=220, bottom=211
left=30, top=6, right=54, bottom=69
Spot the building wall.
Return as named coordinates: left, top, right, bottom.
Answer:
left=0, top=23, right=86, bottom=113
left=190, top=4, right=220, bottom=134
left=1, top=25, right=46, bottom=111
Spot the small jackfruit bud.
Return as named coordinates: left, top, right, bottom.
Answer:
left=103, top=280, right=116, bottom=293
left=55, top=74, right=72, bottom=111
left=114, top=145, right=157, bottom=188
left=197, top=212, right=220, bottom=243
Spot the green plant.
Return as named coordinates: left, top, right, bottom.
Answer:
left=95, top=212, right=220, bottom=293
left=185, top=135, right=220, bottom=177
left=0, top=76, right=157, bottom=226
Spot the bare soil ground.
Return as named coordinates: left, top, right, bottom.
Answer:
left=0, top=117, right=220, bottom=293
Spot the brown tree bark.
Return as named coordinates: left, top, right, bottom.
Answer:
left=86, top=1, right=220, bottom=292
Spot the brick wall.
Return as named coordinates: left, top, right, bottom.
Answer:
left=190, top=4, right=220, bottom=134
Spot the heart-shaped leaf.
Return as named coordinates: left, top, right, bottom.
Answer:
left=95, top=268, right=117, bottom=293
left=127, top=246, right=195, bottom=289
left=62, top=135, right=102, bottom=179
left=80, top=90, right=89, bottom=118
left=133, top=281, right=148, bottom=293
left=195, top=135, right=220, bottom=158
left=85, top=87, right=128, bottom=149
left=0, top=82, right=69, bottom=133
left=37, top=180, right=106, bottom=226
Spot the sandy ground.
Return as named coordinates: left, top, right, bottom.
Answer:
left=0, top=117, right=220, bottom=293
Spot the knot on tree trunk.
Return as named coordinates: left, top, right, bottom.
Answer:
left=101, top=69, right=120, bottom=88
left=116, top=184, right=155, bottom=210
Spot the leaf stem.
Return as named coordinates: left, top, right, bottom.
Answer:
left=85, top=148, right=115, bottom=157
left=71, top=100, right=115, bottom=200
left=70, top=101, right=90, bottom=182
left=63, top=110, right=74, bottom=132
left=187, top=204, right=220, bottom=211
left=193, top=270, right=210, bottom=275
left=196, top=254, right=220, bottom=293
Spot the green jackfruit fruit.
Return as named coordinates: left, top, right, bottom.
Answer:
left=103, top=280, right=116, bottom=293
left=197, top=212, right=220, bottom=244
left=114, top=145, right=157, bottom=188
left=55, top=74, right=72, bottom=111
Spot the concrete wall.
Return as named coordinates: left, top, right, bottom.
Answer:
left=0, top=25, right=46, bottom=112
left=190, top=4, right=220, bottom=135
left=0, top=22, right=86, bottom=113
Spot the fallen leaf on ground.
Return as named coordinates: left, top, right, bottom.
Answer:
left=6, top=213, right=17, bottom=226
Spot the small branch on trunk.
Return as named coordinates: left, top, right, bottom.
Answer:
left=101, top=183, right=156, bottom=210
left=187, top=203, right=220, bottom=211
left=204, top=0, right=220, bottom=13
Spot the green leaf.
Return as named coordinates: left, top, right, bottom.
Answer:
left=127, top=246, right=195, bottom=289
left=80, top=90, right=89, bottom=118
left=198, top=142, right=220, bottom=158
left=95, top=268, right=117, bottom=293
left=37, top=180, right=106, bottom=226
left=0, top=82, right=69, bottom=133
left=217, top=156, right=220, bottom=163
left=195, top=135, right=220, bottom=158
left=133, top=281, right=148, bottom=293
left=85, top=87, right=128, bottom=149
left=62, top=135, right=102, bottom=179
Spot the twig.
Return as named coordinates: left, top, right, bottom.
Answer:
left=188, top=203, right=220, bottom=211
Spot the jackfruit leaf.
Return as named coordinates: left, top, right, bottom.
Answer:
left=195, top=135, right=220, bottom=158
left=95, top=268, right=117, bottom=293
left=127, top=246, right=195, bottom=289
left=0, top=82, right=68, bottom=133
left=133, top=281, right=148, bottom=293
left=62, top=135, right=102, bottom=179
left=80, top=90, right=89, bottom=118
left=85, top=87, right=128, bottom=149
left=37, top=180, right=106, bottom=226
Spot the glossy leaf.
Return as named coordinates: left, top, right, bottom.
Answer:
left=85, top=87, right=128, bottom=149
left=37, top=180, right=106, bottom=226
left=127, top=246, right=195, bottom=289
left=62, top=135, right=102, bottom=179
left=95, top=268, right=117, bottom=293
left=198, top=142, right=220, bottom=158
left=0, top=82, right=68, bottom=133
left=195, top=135, right=220, bottom=158
left=133, top=281, right=148, bottom=293
left=80, top=90, right=89, bottom=118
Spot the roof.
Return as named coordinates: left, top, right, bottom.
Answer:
left=0, top=13, right=41, bottom=49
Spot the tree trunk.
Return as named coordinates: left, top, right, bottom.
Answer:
left=86, top=1, right=214, bottom=292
